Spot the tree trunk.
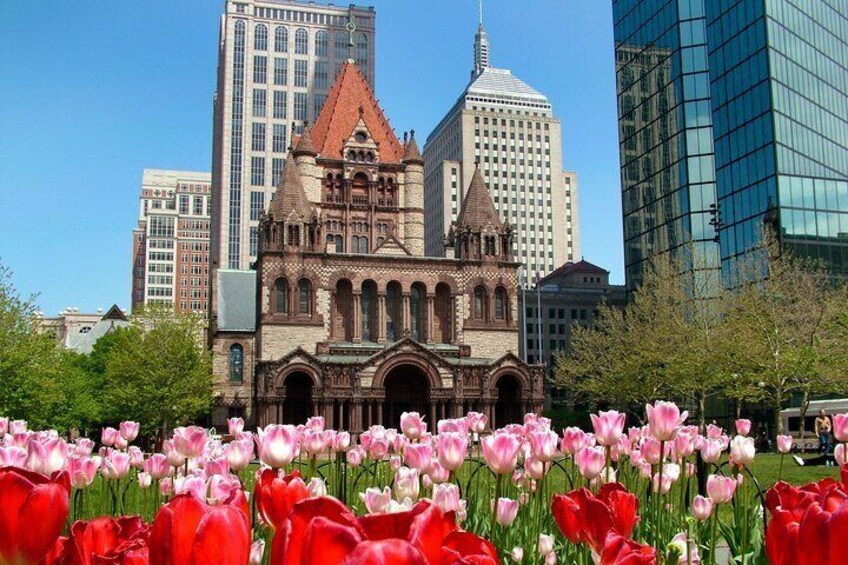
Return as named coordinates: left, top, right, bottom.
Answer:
left=798, top=389, right=810, bottom=452
left=698, top=392, right=707, bottom=433
left=774, top=390, right=784, bottom=436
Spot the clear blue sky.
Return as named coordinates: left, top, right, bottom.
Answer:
left=0, top=0, right=621, bottom=316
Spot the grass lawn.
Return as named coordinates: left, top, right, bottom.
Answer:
left=747, top=452, right=840, bottom=489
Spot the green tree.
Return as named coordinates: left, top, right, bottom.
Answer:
left=102, top=304, right=213, bottom=438
left=0, top=263, right=65, bottom=428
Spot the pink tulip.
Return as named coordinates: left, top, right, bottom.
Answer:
left=369, top=437, right=389, bottom=460
left=119, top=421, right=140, bottom=442
left=126, top=446, right=144, bottom=469
left=24, top=438, right=49, bottom=475
left=438, top=418, right=470, bottom=435
left=777, top=434, right=793, bottom=454
left=495, top=497, right=519, bottom=526
left=9, top=420, right=27, bottom=434
left=159, top=477, right=174, bottom=496
left=692, top=495, right=713, bottom=521
left=163, top=440, right=185, bottom=468
left=646, top=401, right=687, bottom=442
left=66, top=455, right=99, bottom=489
left=40, top=437, right=68, bottom=475
left=433, top=483, right=462, bottom=515
left=302, top=429, right=331, bottom=457
left=74, top=438, right=95, bottom=456
left=575, top=446, right=605, bottom=480
left=360, top=486, right=393, bottom=514
left=700, top=438, right=723, bottom=464
left=427, top=459, right=450, bottom=484
left=250, top=539, right=265, bottom=565
left=529, top=430, right=558, bottom=462
left=173, top=426, right=208, bottom=459
left=346, top=446, right=365, bottom=467
left=204, top=457, right=230, bottom=478
left=208, top=473, right=242, bottom=503
left=836, top=444, right=846, bottom=466
left=524, top=456, right=546, bottom=480
left=175, top=475, right=207, bottom=499
left=400, top=412, right=427, bottom=441
left=466, top=411, right=488, bottom=433
left=138, top=471, right=153, bottom=489
left=403, top=443, right=433, bottom=471
left=227, top=417, right=245, bottom=436
left=0, top=417, right=7, bottom=436
left=561, top=427, right=589, bottom=455
left=706, top=474, right=737, bottom=504
left=482, top=432, right=522, bottom=475
left=333, top=431, right=351, bottom=451
left=437, top=432, right=468, bottom=472
left=225, top=439, right=254, bottom=472
left=640, top=438, right=664, bottom=465
left=735, top=419, right=752, bottom=436
left=674, top=431, right=696, bottom=459
left=305, top=416, right=325, bottom=431
left=0, top=445, right=27, bottom=468
left=144, top=453, right=173, bottom=479
left=113, top=435, right=129, bottom=450
left=729, top=435, right=755, bottom=467
left=706, top=424, right=723, bottom=439
left=833, top=414, right=848, bottom=442
left=102, top=450, right=131, bottom=480
left=393, top=466, right=420, bottom=501
left=255, top=424, right=298, bottom=468
left=590, top=410, right=626, bottom=446
left=101, top=427, right=119, bottom=447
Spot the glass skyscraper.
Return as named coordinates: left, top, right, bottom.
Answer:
left=613, top=0, right=848, bottom=290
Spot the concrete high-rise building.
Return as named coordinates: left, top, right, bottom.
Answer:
left=211, top=0, right=376, bottom=272
left=613, top=0, right=848, bottom=291
left=132, top=169, right=212, bottom=314
left=423, top=6, right=579, bottom=279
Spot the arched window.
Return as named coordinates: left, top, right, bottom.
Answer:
left=410, top=283, right=425, bottom=341
left=229, top=344, right=244, bottom=383
left=473, top=285, right=488, bottom=320
left=355, top=32, right=368, bottom=64
left=298, top=279, right=311, bottom=314
left=495, top=287, right=507, bottom=320
left=287, top=224, right=300, bottom=246
left=435, top=283, right=452, bottom=343
left=294, top=28, right=308, bottom=55
left=334, top=279, right=353, bottom=341
left=315, top=30, right=328, bottom=56
left=361, top=281, right=376, bottom=341
left=274, top=26, right=288, bottom=52
left=359, top=236, right=369, bottom=253
left=386, top=282, right=402, bottom=341
left=254, top=24, right=268, bottom=51
left=334, top=234, right=344, bottom=253
left=484, top=236, right=496, bottom=256
left=275, top=278, right=289, bottom=314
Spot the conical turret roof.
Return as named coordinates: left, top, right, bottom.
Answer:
left=402, top=134, right=424, bottom=165
left=292, top=125, right=318, bottom=157
left=269, top=153, right=313, bottom=220
left=456, top=166, right=501, bottom=229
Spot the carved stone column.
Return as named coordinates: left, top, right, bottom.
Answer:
left=325, top=400, right=335, bottom=429
left=426, top=295, right=435, bottom=344
left=329, top=293, right=336, bottom=340
left=377, top=294, right=387, bottom=343
left=401, top=294, right=410, bottom=336
left=352, top=293, right=362, bottom=343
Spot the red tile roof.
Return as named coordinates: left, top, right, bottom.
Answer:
left=310, top=62, right=404, bottom=163
left=539, top=260, right=609, bottom=285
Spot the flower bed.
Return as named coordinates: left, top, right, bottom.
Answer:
left=0, top=403, right=842, bottom=564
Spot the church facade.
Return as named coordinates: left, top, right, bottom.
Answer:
left=209, top=61, right=543, bottom=432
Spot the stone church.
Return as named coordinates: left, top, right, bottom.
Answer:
left=210, top=61, right=543, bottom=432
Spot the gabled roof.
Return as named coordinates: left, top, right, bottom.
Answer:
left=372, top=234, right=411, bottom=256
left=456, top=166, right=501, bottom=229
left=539, top=260, right=609, bottom=285
left=310, top=61, right=404, bottom=163
left=101, top=304, right=128, bottom=321
left=269, top=152, right=313, bottom=220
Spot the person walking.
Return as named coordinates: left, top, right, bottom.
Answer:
left=815, top=409, right=832, bottom=455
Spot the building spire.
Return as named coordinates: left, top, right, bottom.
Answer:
left=472, top=0, right=490, bottom=78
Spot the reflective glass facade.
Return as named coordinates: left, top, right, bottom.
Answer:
left=613, top=0, right=721, bottom=294
left=615, top=0, right=848, bottom=289
left=706, top=0, right=848, bottom=281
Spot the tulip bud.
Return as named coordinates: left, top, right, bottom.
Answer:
left=692, top=495, right=713, bottom=521
left=538, top=534, right=555, bottom=556
left=777, top=434, right=793, bottom=454
left=138, top=472, right=153, bottom=489
left=510, top=546, right=524, bottom=562
left=250, top=539, right=265, bottom=565
left=735, top=419, right=752, bottom=436
left=495, top=497, right=519, bottom=526
left=393, top=466, right=420, bottom=502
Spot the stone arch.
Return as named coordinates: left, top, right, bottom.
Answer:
left=380, top=362, right=431, bottom=430
left=280, top=370, right=315, bottom=426
left=275, top=362, right=322, bottom=389
left=491, top=371, right=524, bottom=427
left=435, top=274, right=460, bottom=294
left=371, top=353, right=442, bottom=391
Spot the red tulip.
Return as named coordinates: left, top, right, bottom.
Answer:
left=50, top=516, right=149, bottom=565
left=440, top=531, right=500, bottom=565
left=765, top=508, right=801, bottom=565
left=598, top=533, right=657, bottom=565
left=551, top=483, right=639, bottom=554
left=0, top=466, right=70, bottom=565
left=254, top=469, right=311, bottom=529
left=149, top=493, right=250, bottom=565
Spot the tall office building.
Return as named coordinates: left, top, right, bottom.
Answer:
left=613, top=0, right=848, bottom=291
left=211, top=0, right=376, bottom=272
left=132, top=169, right=212, bottom=314
left=423, top=8, right=579, bottom=278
